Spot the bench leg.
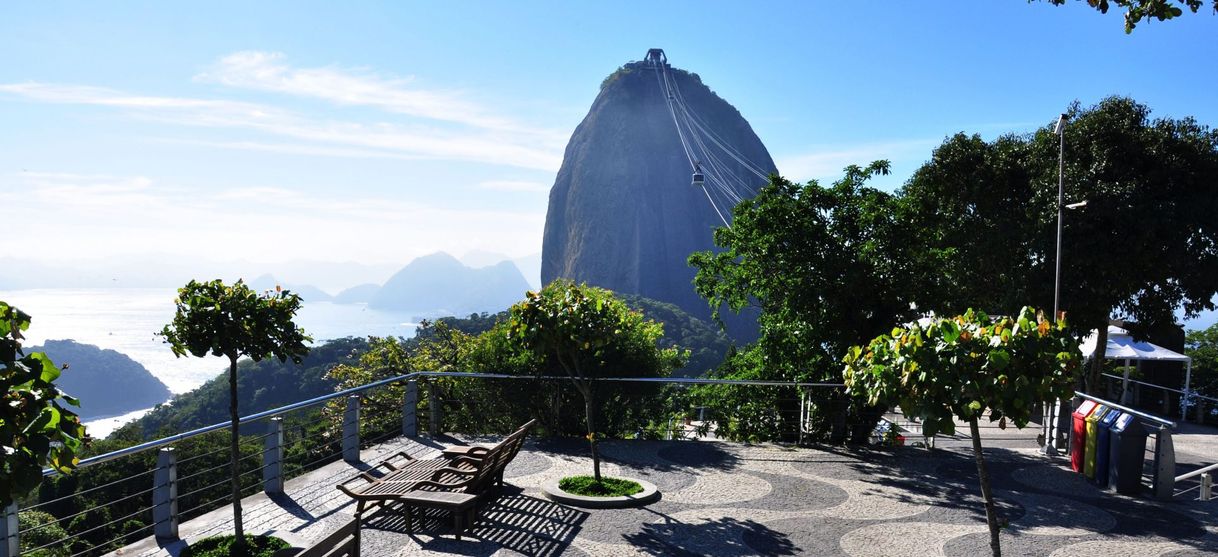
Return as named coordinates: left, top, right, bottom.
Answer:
left=454, top=510, right=463, bottom=541
left=405, top=506, right=413, bottom=534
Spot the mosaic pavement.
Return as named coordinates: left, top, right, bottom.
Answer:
left=116, top=435, right=1218, bottom=556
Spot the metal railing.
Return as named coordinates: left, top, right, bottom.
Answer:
left=1101, top=372, right=1218, bottom=423
left=3, top=371, right=848, bottom=557
left=8, top=370, right=1192, bottom=556
left=1175, top=462, right=1217, bottom=501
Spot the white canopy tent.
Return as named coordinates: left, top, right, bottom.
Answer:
left=1080, top=325, right=1193, bottom=419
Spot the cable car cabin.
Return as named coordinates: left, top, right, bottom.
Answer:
left=691, top=170, right=704, bottom=187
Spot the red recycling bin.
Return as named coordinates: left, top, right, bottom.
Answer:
left=1070, top=400, right=1099, bottom=473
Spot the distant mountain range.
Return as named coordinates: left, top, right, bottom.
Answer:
left=246, top=252, right=533, bottom=315
left=369, top=252, right=532, bottom=314
left=29, top=339, right=172, bottom=421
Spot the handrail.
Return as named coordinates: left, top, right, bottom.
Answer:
left=46, top=371, right=418, bottom=476
left=1102, top=372, right=1218, bottom=403
left=52, top=371, right=841, bottom=477
left=415, top=371, right=846, bottom=388
left=1075, top=391, right=1177, bottom=429
left=1176, top=461, right=1218, bottom=483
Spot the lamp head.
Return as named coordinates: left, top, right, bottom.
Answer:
left=1053, top=113, right=1068, bottom=135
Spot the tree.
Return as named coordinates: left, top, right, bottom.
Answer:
left=1038, top=0, right=1217, bottom=33
left=1, top=301, right=86, bottom=507
left=843, top=307, right=1081, bottom=557
left=1185, top=323, right=1218, bottom=400
left=509, top=280, right=682, bottom=481
left=903, top=97, right=1218, bottom=392
left=689, top=163, right=917, bottom=442
left=159, top=280, right=309, bottom=551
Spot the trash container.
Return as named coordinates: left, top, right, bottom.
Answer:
left=1108, top=412, right=1148, bottom=495
left=1093, top=408, right=1120, bottom=487
left=1070, top=400, right=1099, bottom=473
left=1084, top=405, right=1110, bottom=480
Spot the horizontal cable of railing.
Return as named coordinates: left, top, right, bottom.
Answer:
left=46, top=371, right=842, bottom=477
left=1075, top=391, right=1177, bottom=428
left=1102, top=372, right=1218, bottom=403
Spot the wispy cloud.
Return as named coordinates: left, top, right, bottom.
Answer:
left=196, top=52, right=552, bottom=137
left=476, top=180, right=551, bottom=193
left=0, top=74, right=564, bottom=171
left=3, top=172, right=546, bottom=264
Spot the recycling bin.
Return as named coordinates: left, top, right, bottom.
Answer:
left=1093, top=408, right=1120, bottom=487
left=1070, top=400, right=1099, bottom=473
left=1107, top=412, right=1148, bottom=495
left=1084, top=405, right=1110, bottom=480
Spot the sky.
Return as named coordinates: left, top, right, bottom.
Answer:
left=3, top=1, right=1217, bottom=282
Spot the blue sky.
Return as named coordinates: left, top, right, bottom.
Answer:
left=2, top=1, right=1216, bottom=272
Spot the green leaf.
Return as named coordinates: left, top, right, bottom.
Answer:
left=988, top=350, right=1010, bottom=371
left=30, top=352, right=60, bottom=382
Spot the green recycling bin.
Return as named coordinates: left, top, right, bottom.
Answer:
left=1083, top=405, right=1110, bottom=480
left=1107, top=412, right=1147, bottom=495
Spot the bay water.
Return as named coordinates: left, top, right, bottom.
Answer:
left=1, top=288, right=423, bottom=436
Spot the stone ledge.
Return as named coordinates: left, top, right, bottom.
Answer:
left=541, top=478, right=661, bottom=509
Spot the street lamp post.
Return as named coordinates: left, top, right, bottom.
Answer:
left=1045, top=113, right=1068, bottom=456
left=1053, top=112, right=1067, bottom=320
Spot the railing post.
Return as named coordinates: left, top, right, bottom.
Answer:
left=263, top=417, right=284, bottom=494
left=2, top=502, right=18, bottom=557
left=152, top=447, right=178, bottom=539
left=1153, top=425, right=1175, bottom=500
left=402, top=380, right=418, bottom=436
left=1201, top=472, right=1213, bottom=502
left=428, top=382, right=441, bottom=436
left=343, top=395, right=361, bottom=463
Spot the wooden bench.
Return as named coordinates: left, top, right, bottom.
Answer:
left=336, top=420, right=536, bottom=539
left=271, top=517, right=359, bottom=557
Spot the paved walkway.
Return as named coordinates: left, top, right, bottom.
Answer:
left=115, top=435, right=1218, bottom=556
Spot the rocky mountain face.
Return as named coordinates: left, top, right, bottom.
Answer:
left=542, top=58, right=776, bottom=341
left=32, top=339, right=172, bottom=420
left=369, top=252, right=531, bottom=314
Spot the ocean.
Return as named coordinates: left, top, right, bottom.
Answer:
left=1, top=288, right=424, bottom=436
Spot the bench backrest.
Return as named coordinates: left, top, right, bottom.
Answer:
left=463, top=419, right=536, bottom=494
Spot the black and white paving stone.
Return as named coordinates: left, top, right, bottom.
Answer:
left=113, top=435, right=1218, bottom=556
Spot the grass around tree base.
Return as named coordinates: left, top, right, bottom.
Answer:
left=180, top=534, right=291, bottom=557
left=558, top=475, right=644, bottom=497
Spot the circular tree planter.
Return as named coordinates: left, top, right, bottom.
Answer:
left=542, top=478, right=661, bottom=509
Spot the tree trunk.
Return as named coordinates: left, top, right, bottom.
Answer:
left=584, top=389, right=601, bottom=482
left=1088, top=319, right=1109, bottom=393
left=228, top=356, right=245, bottom=549
left=969, top=417, right=1001, bottom=557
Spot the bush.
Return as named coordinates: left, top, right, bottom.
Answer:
left=558, top=475, right=643, bottom=497
left=180, top=534, right=290, bottom=557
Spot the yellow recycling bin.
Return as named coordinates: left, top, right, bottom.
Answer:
left=1084, top=405, right=1110, bottom=480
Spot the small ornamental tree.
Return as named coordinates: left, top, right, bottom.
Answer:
left=843, top=307, right=1081, bottom=557
left=509, top=280, right=680, bottom=482
left=160, top=280, right=309, bottom=550
left=1, top=301, right=87, bottom=507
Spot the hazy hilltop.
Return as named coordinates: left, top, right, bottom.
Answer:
left=370, top=252, right=532, bottom=314
left=30, top=339, right=172, bottom=420
left=248, top=273, right=333, bottom=302
left=461, top=250, right=541, bottom=290
left=542, top=57, right=775, bottom=342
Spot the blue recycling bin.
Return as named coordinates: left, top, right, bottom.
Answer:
left=1093, top=408, right=1120, bottom=487
left=1108, top=412, right=1148, bottom=495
